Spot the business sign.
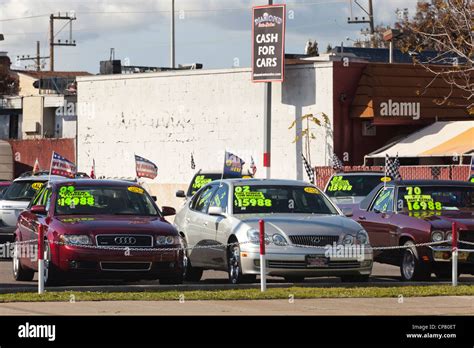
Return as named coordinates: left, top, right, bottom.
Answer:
left=252, top=4, right=286, bottom=82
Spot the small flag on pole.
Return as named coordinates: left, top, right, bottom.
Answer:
left=331, top=153, right=344, bottom=172
left=32, top=158, right=40, bottom=174
left=90, top=159, right=96, bottom=179
left=223, top=151, right=245, bottom=178
left=135, top=155, right=158, bottom=179
left=385, top=153, right=401, bottom=180
left=50, top=152, right=76, bottom=179
left=191, top=153, right=196, bottom=170
left=302, top=153, right=315, bottom=184
left=250, top=156, right=257, bottom=176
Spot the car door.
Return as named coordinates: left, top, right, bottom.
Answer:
left=185, top=184, right=219, bottom=268
left=356, top=187, right=395, bottom=251
left=206, top=183, right=232, bottom=270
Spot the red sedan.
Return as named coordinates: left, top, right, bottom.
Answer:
left=13, top=179, right=184, bottom=285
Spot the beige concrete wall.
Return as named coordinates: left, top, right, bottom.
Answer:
left=21, top=96, right=43, bottom=138
left=18, top=74, right=39, bottom=96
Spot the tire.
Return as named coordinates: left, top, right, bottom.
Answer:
left=227, top=243, right=256, bottom=284
left=284, top=276, right=305, bottom=283
left=340, top=275, right=370, bottom=283
left=12, top=238, right=34, bottom=281
left=181, top=237, right=203, bottom=282
left=400, top=240, right=431, bottom=281
left=160, top=275, right=183, bottom=285
left=44, top=241, right=63, bottom=286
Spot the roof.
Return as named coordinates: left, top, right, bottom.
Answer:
left=13, top=174, right=65, bottom=182
left=221, top=178, right=312, bottom=186
left=331, top=171, right=385, bottom=176
left=50, top=179, right=142, bottom=187
left=389, top=180, right=473, bottom=186
left=366, top=121, right=474, bottom=158
left=15, top=70, right=92, bottom=79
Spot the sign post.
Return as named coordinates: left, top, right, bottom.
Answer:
left=38, top=224, right=45, bottom=294
left=452, top=222, right=458, bottom=287
left=259, top=219, right=267, bottom=292
left=252, top=2, right=286, bottom=179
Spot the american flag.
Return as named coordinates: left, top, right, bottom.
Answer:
left=50, top=152, right=76, bottom=178
left=301, top=153, right=315, bottom=184
left=331, top=153, right=344, bottom=172
left=135, top=155, right=158, bottom=179
left=32, top=158, right=40, bottom=174
left=90, top=159, right=96, bottom=179
left=191, top=153, right=196, bottom=170
left=250, top=156, right=257, bottom=175
left=385, top=154, right=402, bottom=180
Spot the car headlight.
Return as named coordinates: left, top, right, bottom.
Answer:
left=445, top=232, right=452, bottom=242
left=61, top=235, right=92, bottom=245
left=156, top=235, right=178, bottom=245
left=431, top=230, right=444, bottom=242
left=342, top=234, right=354, bottom=245
left=272, top=233, right=288, bottom=246
left=356, top=230, right=369, bottom=245
left=247, top=229, right=270, bottom=245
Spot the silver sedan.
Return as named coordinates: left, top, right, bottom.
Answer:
left=174, top=179, right=373, bottom=284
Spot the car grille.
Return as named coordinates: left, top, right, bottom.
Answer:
left=289, top=235, right=339, bottom=247
left=459, top=231, right=474, bottom=250
left=100, top=262, right=152, bottom=271
left=267, top=260, right=361, bottom=269
left=96, top=235, right=153, bottom=247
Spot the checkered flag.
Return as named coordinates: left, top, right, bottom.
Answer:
left=331, top=153, right=344, bottom=172
left=385, top=154, right=402, bottom=180
left=301, top=153, right=315, bottom=184
left=191, top=153, right=196, bottom=170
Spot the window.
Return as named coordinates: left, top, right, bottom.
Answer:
left=191, top=185, right=217, bottom=213
left=371, top=187, right=394, bottom=213
left=210, top=184, right=229, bottom=212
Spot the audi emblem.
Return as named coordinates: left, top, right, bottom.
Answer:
left=114, top=237, right=137, bottom=245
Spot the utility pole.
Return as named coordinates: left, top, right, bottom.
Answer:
left=347, top=0, right=375, bottom=46
left=170, top=0, right=175, bottom=68
left=16, top=41, right=49, bottom=71
left=49, top=12, right=77, bottom=71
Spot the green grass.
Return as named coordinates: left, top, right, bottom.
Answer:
left=0, top=285, right=473, bottom=303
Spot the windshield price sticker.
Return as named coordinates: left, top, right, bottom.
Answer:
left=380, top=176, right=391, bottom=182
left=234, top=186, right=272, bottom=208
left=192, top=175, right=213, bottom=189
left=31, top=182, right=44, bottom=191
left=327, top=176, right=352, bottom=191
left=304, top=187, right=319, bottom=194
left=58, top=186, right=95, bottom=207
left=404, top=186, right=442, bottom=211
left=128, top=186, right=144, bottom=194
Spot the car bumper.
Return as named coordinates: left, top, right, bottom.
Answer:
left=430, top=246, right=474, bottom=264
left=240, top=247, right=373, bottom=277
left=55, top=244, right=184, bottom=278
left=0, top=226, right=15, bottom=244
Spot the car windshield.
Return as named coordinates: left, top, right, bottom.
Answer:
left=325, top=174, right=389, bottom=198
left=55, top=185, right=160, bottom=216
left=1, top=181, right=45, bottom=201
left=232, top=185, right=338, bottom=215
left=397, top=185, right=474, bottom=211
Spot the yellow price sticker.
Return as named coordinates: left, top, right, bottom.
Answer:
left=128, top=186, right=144, bottom=194
left=304, top=187, right=319, bottom=194
left=31, top=182, right=43, bottom=190
left=380, top=177, right=391, bottom=182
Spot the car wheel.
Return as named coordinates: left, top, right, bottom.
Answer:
left=12, top=238, right=34, bottom=281
left=400, top=241, right=431, bottom=281
left=181, top=237, right=203, bottom=282
left=284, top=276, right=305, bottom=283
left=227, top=243, right=256, bottom=284
left=44, top=241, right=62, bottom=286
left=340, top=275, right=370, bottom=283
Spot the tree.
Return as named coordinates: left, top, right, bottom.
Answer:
left=0, top=56, right=19, bottom=96
left=395, top=0, right=473, bottom=113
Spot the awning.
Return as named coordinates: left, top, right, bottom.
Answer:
left=365, top=121, right=474, bottom=159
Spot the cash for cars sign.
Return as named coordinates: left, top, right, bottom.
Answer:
left=252, top=4, right=286, bottom=82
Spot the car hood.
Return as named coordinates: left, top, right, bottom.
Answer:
left=400, top=210, right=474, bottom=230
left=233, top=213, right=363, bottom=236
left=54, top=215, right=176, bottom=235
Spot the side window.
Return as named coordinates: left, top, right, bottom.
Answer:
left=371, top=187, right=394, bottom=213
left=30, top=186, right=46, bottom=208
left=43, top=188, right=52, bottom=211
left=209, top=184, right=229, bottom=212
left=191, top=185, right=217, bottom=213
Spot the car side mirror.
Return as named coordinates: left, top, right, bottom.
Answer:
left=341, top=207, right=353, bottom=217
left=176, top=190, right=186, bottom=198
left=151, top=195, right=157, bottom=202
left=208, top=206, right=224, bottom=216
left=31, top=205, right=47, bottom=215
left=161, top=206, right=176, bottom=216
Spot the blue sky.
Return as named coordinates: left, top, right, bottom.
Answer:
left=0, top=0, right=417, bottom=73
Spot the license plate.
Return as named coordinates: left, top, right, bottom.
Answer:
left=306, top=255, right=328, bottom=267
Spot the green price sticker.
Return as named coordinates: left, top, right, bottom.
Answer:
left=327, top=176, right=352, bottom=192
left=404, top=186, right=442, bottom=211
left=57, top=186, right=95, bottom=207
left=234, top=186, right=272, bottom=208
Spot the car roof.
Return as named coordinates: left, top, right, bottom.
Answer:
left=330, top=171, right=386, bottom=176
left=49, top=179, right=142, bottom=188
left=390, top=179, right=474, bottom=186
left=216, top=178, right=313, bottom=186
left=13, top=174, right=65, bottom=182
